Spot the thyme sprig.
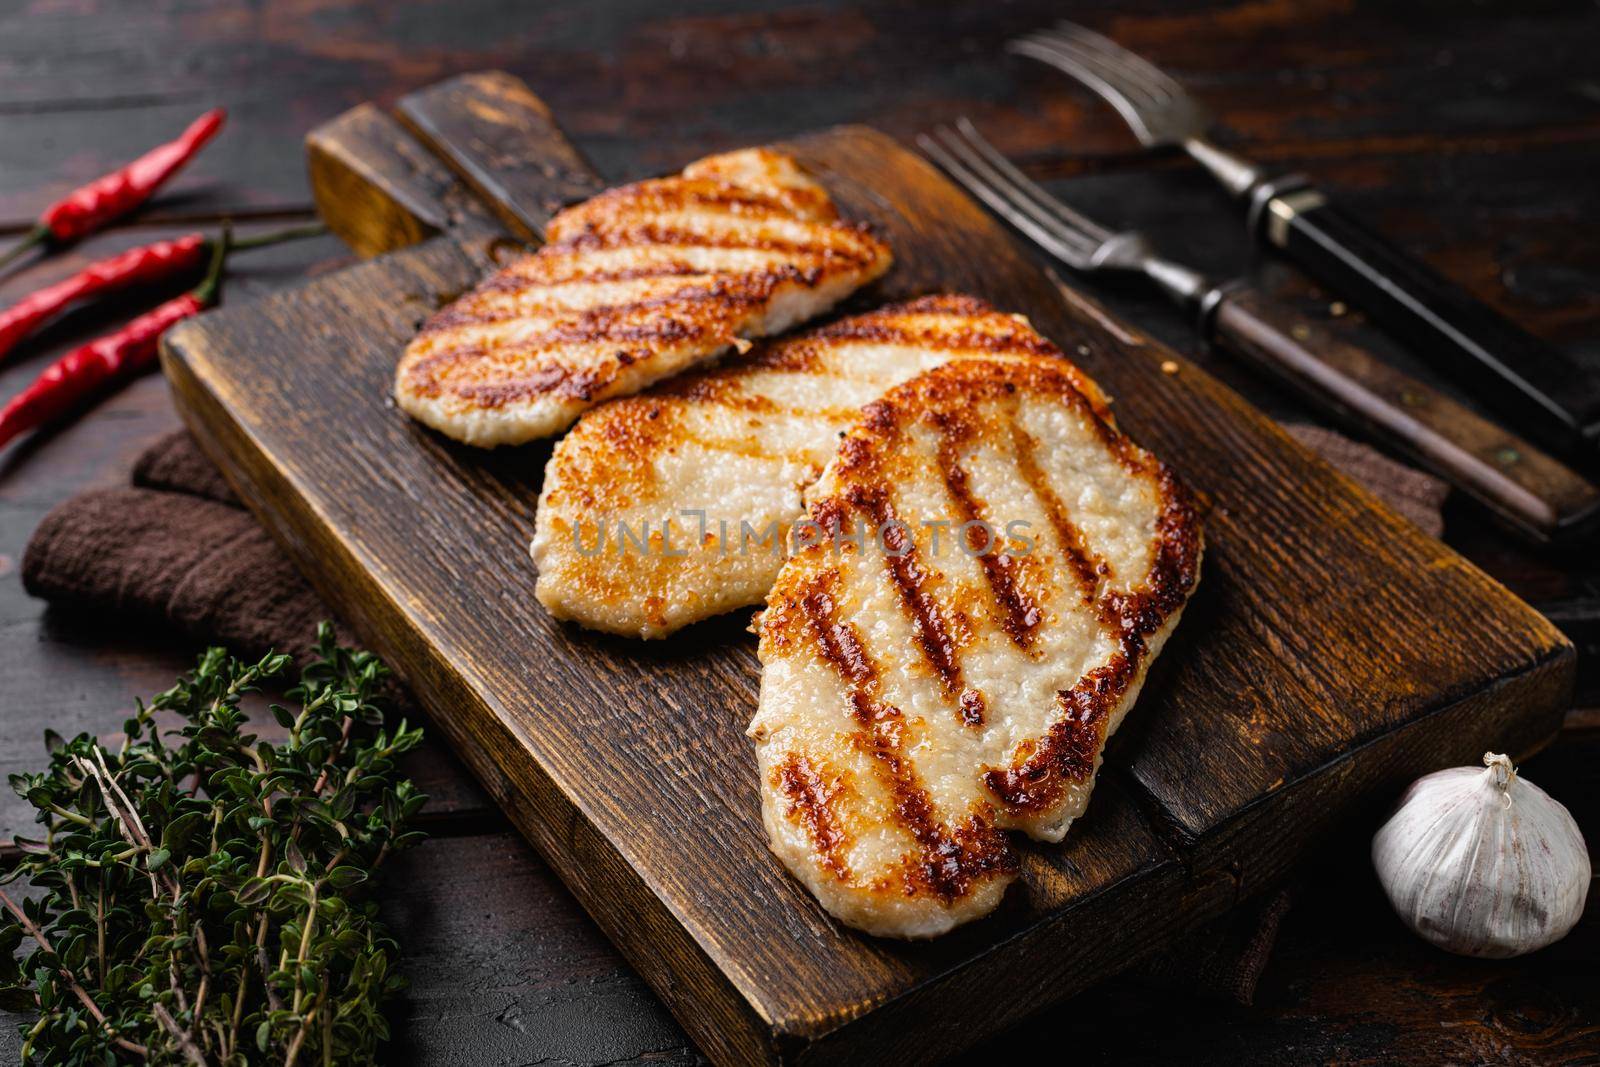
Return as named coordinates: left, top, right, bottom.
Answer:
left=1, top=624, right=426, bottom=1064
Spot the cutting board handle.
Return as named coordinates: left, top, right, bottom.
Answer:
left=305, top=71, right=605, bottom=255
left=396, top=71, right=605, bottom=241
left=305, top=102, right=496, bottom=257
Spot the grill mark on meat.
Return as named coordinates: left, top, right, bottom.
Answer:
left=775, top=754, right=852, bottom=881
left=809, top=321, right=1060, bottom=358
left=794, top=577, right=1016, bottom=900
left=408, top=265, right=846, bottom=398
left=1008, top=420, right=1108, bottom=603
left=959, top=689, right=987, bottom=728
left=799, top=581, right=877, bottom=690
left=936, top=424, right=1044, bottom=649
left=405, top=356, right=615, bottom=405
left=419, top=279, right=763, bottom=334
left=1101, top=464, right=1204, bottom=639
left=396, top=148, right=892, bottom=445
left=443, top=367, right=572, bottom=406
left=477, top=261, right=715, bottom=293
left=983, top=462, right=1202, bottom=816
left=412, top=316, right=716, bottom=374
left=791, top=355, right=1202, bottom=836
left=554, top=222, right=880, bottom=265
left=558, top=180, right=821, bottom=224
left=423, top=286, right=1028, bottom=420
left=406, top=317, right=728, bottom=402
left=982, top=655, right=1132, bottom=810
left=862, top=491, right=965, bottom=698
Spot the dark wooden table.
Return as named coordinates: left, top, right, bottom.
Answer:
left=2, top=2, right=1597, bottom=1062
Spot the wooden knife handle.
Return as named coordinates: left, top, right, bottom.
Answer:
left=1211, top=284, right=1600, bottom=543
left=1256, top=188, right=1600, bottom=460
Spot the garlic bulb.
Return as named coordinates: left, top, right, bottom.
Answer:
left=1372, top=752, right=1590, bottom=958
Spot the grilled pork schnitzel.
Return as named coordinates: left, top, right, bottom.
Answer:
left=395, top=149, right=892, bottom=446
left=749, top=356, right=1202, bottom=938
left=531, top=296, right=1111, bottom=638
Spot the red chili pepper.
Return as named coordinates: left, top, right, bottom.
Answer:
left=0, top=234, right=207, bottom=361
left=0, top=222, right=323, bottom=364
left=0, top=237, right=227, bottom=450
left=0, top=109, right=226, bottom=272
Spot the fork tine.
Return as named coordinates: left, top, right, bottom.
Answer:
left=1046, top=21, right=1186, bottom=101
left=920, top=148, right=1094, bottom=269
left=1007, top=36, right=1163, bottom=140
left=1022, top=31, right=1175, bottom=109
left=929, top=124, right=1099, bottom=252
left=916, top=125, right=1099, bottom=269
left=947, top=118, right=1112, bottom=244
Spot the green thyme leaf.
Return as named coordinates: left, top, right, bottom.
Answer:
left=0, top=626, right=427, bottom=1064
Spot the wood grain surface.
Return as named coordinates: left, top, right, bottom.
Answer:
left=305, top=103, right=498, bottom=257
left=155, top=66, right=1575, bottom=1060
left=3, top=3, right=1599, bottom=1063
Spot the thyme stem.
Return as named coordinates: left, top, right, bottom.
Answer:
left=0, top=626, right=425, bottom=1063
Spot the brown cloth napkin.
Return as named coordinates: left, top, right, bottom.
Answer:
left=23, top=485, right=340, bottom=666
left=1284, top=424, right=1449, bottom=538
left=19, top=428, right=1445, bottom=1008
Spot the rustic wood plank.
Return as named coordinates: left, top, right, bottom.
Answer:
left=6, top=1, right=1597, bottom=228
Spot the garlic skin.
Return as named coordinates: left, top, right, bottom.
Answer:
left=1372, top=752, right=1590, bottom=959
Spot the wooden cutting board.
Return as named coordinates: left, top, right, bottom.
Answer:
left=160, top=72, right=1573, bottom=1064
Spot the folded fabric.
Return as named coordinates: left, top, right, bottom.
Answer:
left=132, top=426, right=241, bottom=505
left=23, top=425, right=1440, bottom=1008
left=1285, top=424, right=1449, bottom=538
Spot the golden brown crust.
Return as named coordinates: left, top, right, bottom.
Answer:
left=532, top=295, right=1096, bottom=639
left=798, top=358, right=1200, bottom=816
left=395, top=148, right=893, bottom=446
left=984, top=459, right=1201, bottom=813
left=753, top=354, right=1202, bottom=936
left=775, top=572, right=1020, bottom=903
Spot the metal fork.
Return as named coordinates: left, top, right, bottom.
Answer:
left=1007, top=21, right=1600, bottom=467
left=917, top=119, right=1600, bottom=545
left=1007, top=23, right=1257, bottom=195
left=918, top=118, right=1209, bottom=312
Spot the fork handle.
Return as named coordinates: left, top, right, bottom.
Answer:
left=1248, top=183, right=1600, bottom=463
left=1207, top=282, right=1600, bottom=543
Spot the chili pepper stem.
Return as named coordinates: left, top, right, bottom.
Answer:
left=191, top=226, right=231, bottom=308
left=0, top=224, right=51, bottom=274
left=226, top=221, right=327, bottom=251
